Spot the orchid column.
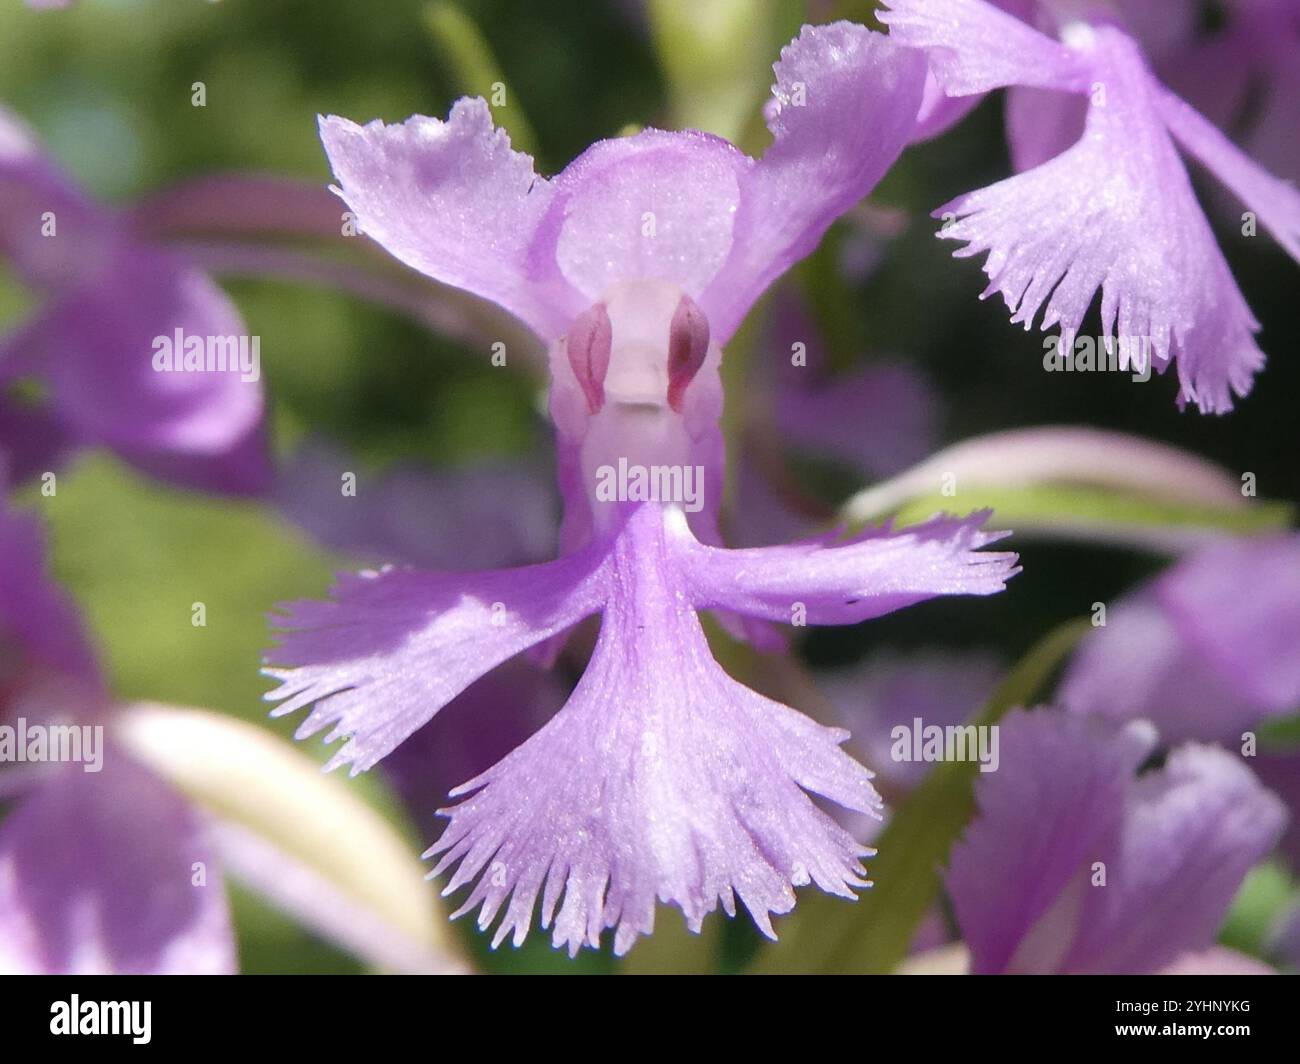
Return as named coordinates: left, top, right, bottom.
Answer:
left=265, top=23, right=1019, bottom=955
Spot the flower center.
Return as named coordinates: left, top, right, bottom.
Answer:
left=556, top=280, right=719, bottom=530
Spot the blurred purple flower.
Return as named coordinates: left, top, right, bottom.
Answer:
left=274, top=438, right=557, bottom=572
left=1059, top=534, right=1300, bottom=745
left=0, top=107, right=269, bottom=495
left=820, top=649, right=1003, bottom=794
left=0, top=753, right=236, bottom=975
left=947, top=710, right=1286, bottom=974
left=0, top=495, right=236, bottom=974
left=265, top=23, right=1019, bottom=955
left=1153, top=0, right=1300, bottom=186
left=881, top=0, right=1300, bottom=412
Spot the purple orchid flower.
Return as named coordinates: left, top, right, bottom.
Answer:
left=0, top=107, right=269, bottom=495
left=0, top=489, right=465, bottom=974
left=946, top=709, right=1286, bottom=974
left=881, top=0, right=1300, bottom=412
left=273, top=436, right=566, bottom=828
left=0, top=494, right=236, bottom=974
left=263, top=23, right=1019, bottom=955
left=0, top=754, right=237, bottom=975
left=1059, top=533, right=1300, bottom=746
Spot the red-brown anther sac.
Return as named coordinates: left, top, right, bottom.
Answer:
left=565, top=301, right=613, bottom=414
left=666, top=293, right=710, bottom=412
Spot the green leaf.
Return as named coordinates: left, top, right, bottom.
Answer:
left=749, top=618, right=1090, bottom=974
left=891, top=484, right=1292, bottom=543
left=842, top=427, right=1292, bottom=552
left=1219, top=861, right=1296, bottom=958
left=116, top=703, right=468, bottom=974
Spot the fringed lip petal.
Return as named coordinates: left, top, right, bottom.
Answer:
left=425, top=504, right=879, bottom=956
left=935, top=28, right=1266, bottom=412
left=266, top=499, right=1018, bottom=953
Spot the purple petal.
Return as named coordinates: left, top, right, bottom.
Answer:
left=0, top=106, right=107, bottom=290
left=544, top=129, right=749, bottom=307
left=938, top=29, right=1265, bottom=412
left=1060, top=743, right=1286, bottom=974
left=318, top=99, right=582, bottom=341
left=1062, top=535, right=1300, bottom=744
left=1004, top=85, right=1087, bottom=171
left=910, top=69, right=983, bottom=142
left=879, top=0, right=1091, bottom=95
left=1156, top=535, right=1300, bottom=714
left=1058, top=594, right=1263, bottom=746
left=0, top=755, right=235, bottom=974
left=699, top=23, right=927, bottom=343
left=428, top=503, right=879, bottom=956
left=51, top=250, right=257, bottom=452
left=1157, top=83, right=1300, bottom=263
left=264, top=545, right=609, bottom=774
left=0, top=496, right=100, bottom=688
left=682, top=510, right=1018, bottom=625
left=946, top=711, right=1155, bottom=974
left=1, top=109, right=270, bottom=494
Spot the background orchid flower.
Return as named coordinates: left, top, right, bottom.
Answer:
left=264, top=22, right=1021, bottom=955
left=0, top=489, right=466, bottom=975
left=1059, top=533, right=1300, bottom=745
left=946, top=709, right=1286, bottom=974
left=0, top=106, right=268, bottom=495
left=0, top=494, right=236, bottom=974
left=881, top=0, right=1300, bottom=412
left=1150, top=0, right=1300, bottom=187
